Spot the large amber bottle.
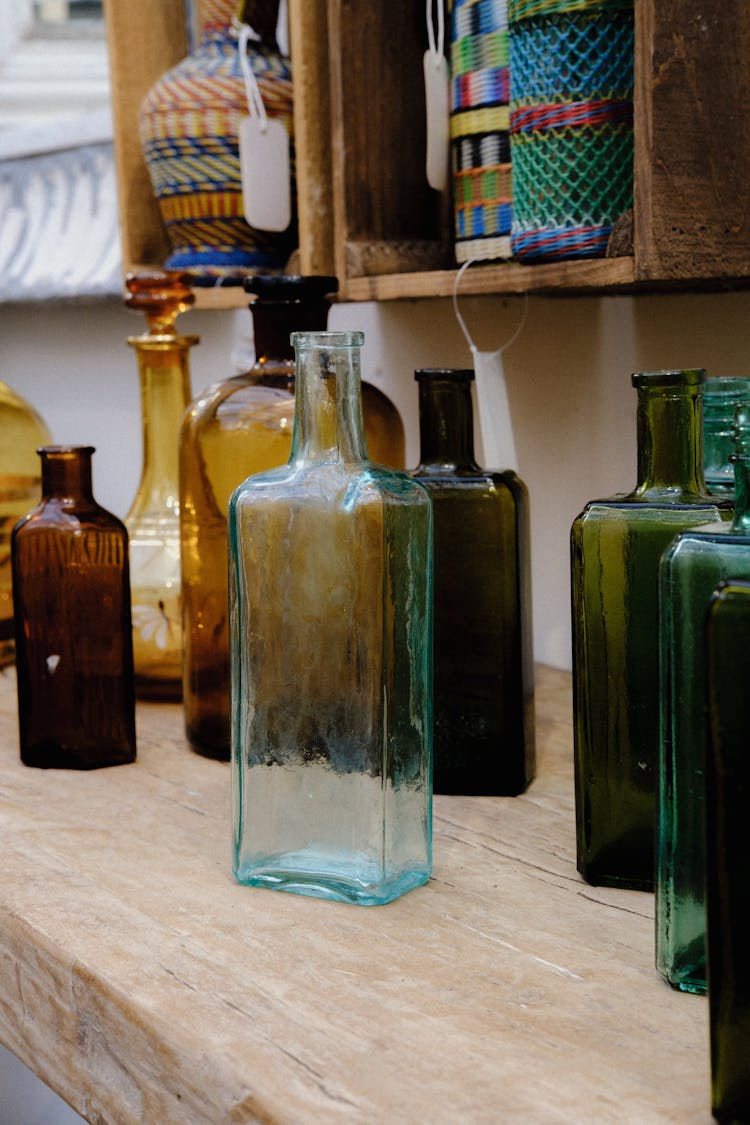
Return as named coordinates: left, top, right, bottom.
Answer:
left=125, top=271, right=197, bottom=700
left=0, top=381, right=51, bottom=667
left=180, top=274, right=405, bottom=759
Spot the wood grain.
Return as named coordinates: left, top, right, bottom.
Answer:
left=0, top=665, right=712, bottom=1123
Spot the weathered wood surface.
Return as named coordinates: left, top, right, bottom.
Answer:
left=0, top=665, right=711, bottom=1123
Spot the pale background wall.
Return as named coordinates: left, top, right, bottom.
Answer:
left=3, top=287, right=750, bottom=675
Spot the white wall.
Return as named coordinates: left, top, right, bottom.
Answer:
left=3, top=288, right=750, bottom=672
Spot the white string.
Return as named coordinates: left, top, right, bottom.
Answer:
left=426, top=0, right=444, bottom=67
left=452, top=258, right=529, bottom=357
left=235, top=20, right=267, bottom=128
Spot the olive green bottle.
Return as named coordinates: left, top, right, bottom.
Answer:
left=571, top=369, right=730, bottom=890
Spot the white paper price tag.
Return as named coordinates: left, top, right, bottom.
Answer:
left=423, top=50, right=449, bottom=192
left=239, top=115, right=291, bottom=232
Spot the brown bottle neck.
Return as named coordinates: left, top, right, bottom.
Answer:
left=40, top=446, right=96, bottom=503
left=251, top=299, right=331, bottom=365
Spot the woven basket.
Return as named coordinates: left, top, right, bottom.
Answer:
left=509, top=0, right=634, bottom=262
left=450, top=0, right=513, bottom=264
left=139, top=0, right=296, bottom=282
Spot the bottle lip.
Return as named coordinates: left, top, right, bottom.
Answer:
left=414, top=368, right=474, bottom=383
left=38, top=444, right=95, bottom=457
left=244, top=274, right=339, bottom=301
left=631, top=368, right=706, bottom=388
left=703, top=376, right=750, bottom=398
left=291, top=330, right=364, bottom=349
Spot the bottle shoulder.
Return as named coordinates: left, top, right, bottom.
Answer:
left=230, top=459, right=431, bottom=511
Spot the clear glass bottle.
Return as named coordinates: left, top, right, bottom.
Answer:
left=706, top=579, right=750, bottom=1123
left=0, top=381, right=51, bottom=667
left=11, top=446, right=136, bottom=768
left=571, top=368, right=730, bottom=891
left=180, top=274, right=405, bottom=759
left=125, top=270, right=197, bottom=700
left=656, top=452, right=750, bottom=994
left=229, top=330, right=432, bottom=905
left=703, top=376, right=750, bottom=497
left=411, top=368, right=534, bottom=794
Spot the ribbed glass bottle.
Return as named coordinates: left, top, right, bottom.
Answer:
left=571, top=369, right=730, bottom=890
left=229, top=331, right=432, bottom=905
left=180, top=274, right=405, bottom=759
left=656, top=452, right=750, bottom=993
left=0, top=380, right=51, bottom=667
left=703, top=376, right=750, bottom=498
left=11, top=446, right=136, bottom=768
left=411, top=368, right=534, bottom=794
left=706, top=579, right=750, bottom=1123
left=125, top=271, right=197, bottom=700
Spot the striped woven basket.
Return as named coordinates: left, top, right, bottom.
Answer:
left=450, top=0, right=513, bottom=264
left=508, top=0, right=634, bottom=262
left=139, top=0, right=295, bottom=282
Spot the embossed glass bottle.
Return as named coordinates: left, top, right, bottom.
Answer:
left=657, top=452, right=750, bottom=993
left=229, top=331, right=432, bottom=905
left=571, top=369, right=729, bottom=890
left=703, top=376, right=750, bottom=498
left=0, top=380, right=51, bottom=667
left=706, top=580, right=750, bottom=1123
left=125, top=270, right=197, bottom=700
left=180, top=274, right=405, bottom=759
left=411, top=368, right=534, bottom=794
left=11, top=446, right=136, bottom=768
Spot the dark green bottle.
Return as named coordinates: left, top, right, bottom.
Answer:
left=703, top=376, right=750, bottom=498
left=411, top=369, right=534, bottom=795
left=706, top=580, right=750, bottom=1123
left=656, top=452, right=750, bottom=993
left=571, top=369, right=730, bottom=890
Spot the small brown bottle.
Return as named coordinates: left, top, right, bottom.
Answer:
left=12, top=446, right=136, bottom=768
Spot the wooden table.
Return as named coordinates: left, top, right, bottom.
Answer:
left=0, top=665, right=710, bottom=1123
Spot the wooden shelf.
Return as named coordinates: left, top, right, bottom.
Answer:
left=0, top=665, right=711, bottom=1123
left=104, top=1, right=750, bottom=304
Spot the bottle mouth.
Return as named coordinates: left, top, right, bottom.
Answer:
left=631, top=368, right=706, bottom=388
left=291, top=331, right=364, bottom=349
left=415, top=368, right=474, bottom=383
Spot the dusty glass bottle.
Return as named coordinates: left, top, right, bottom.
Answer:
left=571, top=368, right=730, bottom=890
left=656, top=452, right=750, bottom=993
left=180, top=274, right=405, bottom=759
left=411, top=368, right=534, bottom=794
left=703, top=376, right=750, bottom=498
left=229, top=331, right=432, bottom=905
left=11, top=446, right=136, bottom=768
left=0, top=380, right=51, bottom=667
left=706, top=579, right=750, bottom=1123
left=125, top=270, right=197, bottom=700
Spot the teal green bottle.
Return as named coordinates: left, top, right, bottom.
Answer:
left=706, top=580, right=750, bottom=1123
left=411, top=368, right=534, bottom=795
left=656, top=452, right=750, bottom=993
left=703, top=376, right=750, bottom=498
left=571, top=369, right=730, bottom=891
left=229, top=331, right=433, bottom=906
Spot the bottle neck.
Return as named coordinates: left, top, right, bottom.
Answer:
left=731, top=454, right=750, bottom=533
left=291, top=333, right=367, bottom=464
left=40, top=446, right=95, bottom=504
left=633, top=384, right=707, bottom=501
left=251, top=299, right=331, bottom=368
left=128, top=336, right=195, bottom=513
left=417, top=376, right=477, bottom=470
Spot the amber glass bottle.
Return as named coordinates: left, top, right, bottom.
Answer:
left=11, top=446, right=136, bottom=768
left=571, top=369, right=729, bottom=891
left=125, top=271, right=197, bottom=701
left=180, top=274, right=406, bottom=759
left=412, top=369, right=534, bottom=794
left=0, top=380, right=51, bottom=667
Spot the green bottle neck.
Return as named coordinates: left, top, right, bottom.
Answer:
left=632, top=385, right=708, bottom=501
left=417, top=375, right=477, bottom=471
left=731, top=454, right=750, bottom=533
left=291, top=333, right=367, bottom=464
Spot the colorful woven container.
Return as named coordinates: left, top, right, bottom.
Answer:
left=139, top=0, right=295, bottom=282
left=450, top=0, right=513, bottom=263
left=508, top=0, right=634, bottom=262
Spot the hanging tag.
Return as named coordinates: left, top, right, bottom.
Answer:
left=472, top=346, right=518, bottom=472
left=423, top=50, right=449, bottom=192
left=239, top=116, right=291, bottom=232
